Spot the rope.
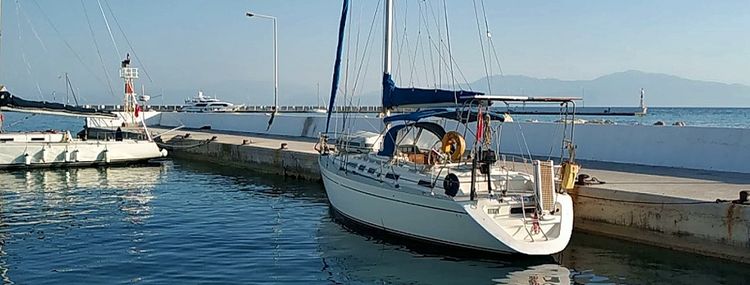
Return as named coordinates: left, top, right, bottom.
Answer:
left=6, top=113, right=37, bottom=128
left=574, top=193, right=730, bottom=205
left=155, top=136, right=216, bottom=150
left=155, top=139, right=213, bottom=150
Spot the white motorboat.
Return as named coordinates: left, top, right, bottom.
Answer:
left=0, top=56, right=167, bottom=169
left=181, top=91, right=239, bottom=113
left=0, top=130, right=165, bottom=169
left=317, top=0, right=581, bottom=256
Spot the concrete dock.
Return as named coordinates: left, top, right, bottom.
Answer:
left=153, top=127, right=750, bottom=263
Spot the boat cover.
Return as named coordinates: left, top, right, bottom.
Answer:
left=0, top=91, right=116, bottom=118
left=383, top=108, right=506, bottom=123
left=382, top=74, right=485, bottom=109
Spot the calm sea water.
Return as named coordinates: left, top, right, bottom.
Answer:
left=0, top=110, right=748, bottom=284
left=0, top=107, right=748, bottom=133
left=512, top=107, right=750, bottom=128
left=1, top=161, right=748, bottom=285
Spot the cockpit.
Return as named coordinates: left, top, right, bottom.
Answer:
left=379, top=122, right=447, bottom=165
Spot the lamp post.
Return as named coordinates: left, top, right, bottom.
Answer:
left=246, top=11, right=278, bottom=110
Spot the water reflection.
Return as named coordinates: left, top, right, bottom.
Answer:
left=0, top=161, right=748, bottom=284
left=0, top=165, right=167, bottom=284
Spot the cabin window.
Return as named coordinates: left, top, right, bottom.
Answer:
left=385, top=173, right=399, bottom=180
left=367, top=168, right=376, bottom=174
left=346, top=162, right=358, bottom=169
left=31, top=137, right=45, bottom=141
left=358, top=165, right=366, bottom=171
left=0, top=138, right=13, bottom=142
left=418, top=180, right=434, bottom=188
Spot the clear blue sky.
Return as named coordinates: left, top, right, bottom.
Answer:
left=1, top=0, right=748, bottom=105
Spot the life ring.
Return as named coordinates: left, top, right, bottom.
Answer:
left=441, top=131, right=466, bottom=162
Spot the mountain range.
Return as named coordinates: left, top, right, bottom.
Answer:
left=148, top=70, right=750, bottom=107
left=9, top=70, right=748, bottom=107
left=470, top=70, right=750, bottom=107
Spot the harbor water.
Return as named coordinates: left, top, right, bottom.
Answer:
left=1, top=108, right=750, bottom=134
left=0, top=111, right=749, bottom=284
left=1, top=161, right=748, bottom=284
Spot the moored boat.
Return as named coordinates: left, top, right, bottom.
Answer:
left=0, top=56, right=168, bottom=169
left=181, top=91, right=239, bottom=113
left=317, top=0, right=581, bottom=256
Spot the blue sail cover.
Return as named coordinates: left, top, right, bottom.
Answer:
left=383, top=108, right=506, bottom=123
left=381, top=74, right=484, bottom=109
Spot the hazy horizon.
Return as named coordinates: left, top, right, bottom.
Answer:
left=0, top=0, right=748, bottom=106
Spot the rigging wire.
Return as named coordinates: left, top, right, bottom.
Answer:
left=80, top=0, right=116, bottom=99
left=416, top=0, right=473, bottom=91
left=441, top=0, right=456, bottom=101
left=480, top=0, right=504, bottom=77
left=18, top=1, right=47, bottom=53
left=394, top=0, right=409, bottom=84
left=348, top=0, right=381, bottom=99
left=29, top=0, right=108, bottom=88
left=15, top=1, right=44, bottom=100
left=97, top=0, right=120, bottom=59
left=425, top=0, right=442, bottom=88
left=408, top=2, right=424, bottom=87
left=418, top=1, right=437, bottom=89
left=102, top=0, right=154, bottom=83
left=472, top=0, right=491, bottom=95
left=341, top=0, right=353, bottom=133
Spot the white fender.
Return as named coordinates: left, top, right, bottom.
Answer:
left=160, top=149, right=168, bottom=157
left=63, top=150, right=71, bottom=162
left=70, top=150, right=79, bottom=162
left=24, top=153, right=31, bottom=166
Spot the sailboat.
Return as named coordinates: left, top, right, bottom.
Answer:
left=318, top=0, right=581, bottom=255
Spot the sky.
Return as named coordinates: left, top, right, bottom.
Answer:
left=0, top=0, right=748, bottom=106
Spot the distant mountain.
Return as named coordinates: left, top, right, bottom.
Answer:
left=471, top=70, right=750, bottom=107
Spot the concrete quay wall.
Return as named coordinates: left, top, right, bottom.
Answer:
left=154, top=112, right=750, bottom=174
left=572, top=186, right=750, bottom=263
left=164, top=135, right=320, bottom=181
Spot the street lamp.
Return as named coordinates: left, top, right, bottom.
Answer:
left=246, top=11, right=278, bottom=110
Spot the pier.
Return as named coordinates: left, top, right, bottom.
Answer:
left=153, top=127, right=750, bottom=263
left=89, top=104, right=647, bottom=116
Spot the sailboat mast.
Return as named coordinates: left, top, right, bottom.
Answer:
left=383, top=0, right=393, bottom=76
left=382, top=0, right=393, bottom=115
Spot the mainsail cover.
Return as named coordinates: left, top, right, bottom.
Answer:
left=325, top=0, right=350, bottom=133
left=0, top=91, right=116, bottom=118
left=382, top=74, right=485, bottom=109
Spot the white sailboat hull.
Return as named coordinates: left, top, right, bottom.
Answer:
left=320, top=155, right=573, bottom=255
left=0, top=134, right=166, bottom=169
